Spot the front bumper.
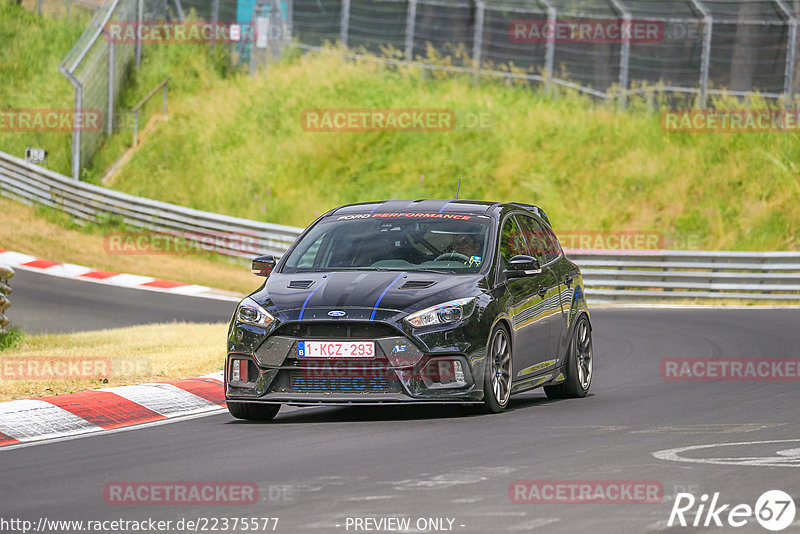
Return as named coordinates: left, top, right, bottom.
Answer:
left=225, top=325, right=488, bottom=404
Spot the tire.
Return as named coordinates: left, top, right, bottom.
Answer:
left=544, top=315, right=593, bottom=399
left=226, top=401, right=281, bottom=421
left=477, top=323, right=513, bottom=414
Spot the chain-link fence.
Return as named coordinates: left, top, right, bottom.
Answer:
left=289, top=0, right=800, bottom=108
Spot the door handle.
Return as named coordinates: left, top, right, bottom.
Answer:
left=564, top=275, right=573, bottom=288
left=537, top=285, right=547, bottom=297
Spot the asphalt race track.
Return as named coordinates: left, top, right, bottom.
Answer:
left=8, top=269, right=237, bottom=334
left=2, top=274, right=799, bottom=533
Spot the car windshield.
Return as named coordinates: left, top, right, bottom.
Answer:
left=281, top=213, right=492, bottom=273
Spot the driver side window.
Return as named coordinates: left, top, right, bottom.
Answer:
left=499, top=216, right=528, bottom=267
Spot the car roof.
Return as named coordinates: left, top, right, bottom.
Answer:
left=326, top=199, right=551, bottom=226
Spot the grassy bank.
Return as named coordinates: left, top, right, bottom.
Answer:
left=104, top=50, right=799, bottom=251
left=0, top=322, right=226, bottom=402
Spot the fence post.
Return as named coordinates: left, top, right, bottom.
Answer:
left=542, top=1, right=556, bottom=94
left=212, top=0, right=220, bottom=49
left=136, top=0, right=143, bottom=67
left=107, top=41, right=114, bottom=135
left=472, top=1, right=485, bottom=83
left=73, top=85, right=82, bottom=180
left=340, top=0, right=351, bottom=47
left=689, top=0, right=712, bottom=107
left=404, top=0, right=417, bottom=62
left=609, top=0, right=631, bottom=109
left=774, top=0, right=797, bottom=107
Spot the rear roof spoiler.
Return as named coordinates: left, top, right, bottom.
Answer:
left=511, top=203, right=552, bottom=228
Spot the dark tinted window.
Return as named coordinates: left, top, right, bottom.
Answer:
left=282, top=214, right=491, bottom=273
left=517, top=214, right=561, bottom=264
left=516, top=215, right=546, bottom=264
left=499, top=216, right=528, bottom=267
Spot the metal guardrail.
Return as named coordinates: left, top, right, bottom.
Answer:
left=0, top=150, right=301, bottom=258
left=1, top=148, right=798, bottom=302
left=0, top=265, right=13, bottom=333
left=570, top=251, right=800, bottom=302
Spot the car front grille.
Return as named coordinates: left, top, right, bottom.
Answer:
left=270, top=369, right=404, bottom=394
left=273, top=322, right=400, bottom=339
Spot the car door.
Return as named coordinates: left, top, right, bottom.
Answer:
left=516, top=214, right=563, bottom=375
left=496, top=214, right=551, bottom=379
left=534, top=220, right=578, bottom=361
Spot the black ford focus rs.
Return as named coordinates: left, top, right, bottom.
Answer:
left=225, top=199, right=592, bottom=420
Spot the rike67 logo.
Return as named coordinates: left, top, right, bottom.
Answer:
left=669, top=490, right=796, bottom=531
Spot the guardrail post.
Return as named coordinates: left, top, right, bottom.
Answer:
left=404, top=0, right=417, bottom=62
left=340, top=0, right=350, bottom=47
left=472, top=1, right=485, bottom=84
left=133, top=110, right=139, bottom=147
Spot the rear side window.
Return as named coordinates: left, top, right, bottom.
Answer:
left=516, top=215, right=546, bottom=264
left=517, top=215, right=561, bottom=264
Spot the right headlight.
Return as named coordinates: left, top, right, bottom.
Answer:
left=404, top=297, right=476, bottom=328
left=235, top=297, right=275, bottom=329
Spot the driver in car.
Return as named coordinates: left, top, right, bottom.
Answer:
left=450, top=233, right=482, bottom=266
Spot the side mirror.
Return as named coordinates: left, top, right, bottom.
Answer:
left=504, top=255, right=541, bottom=278
left=251, top=255, right=276, bottom=277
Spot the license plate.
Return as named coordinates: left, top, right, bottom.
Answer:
left=297, top=341, right=375, bottom=359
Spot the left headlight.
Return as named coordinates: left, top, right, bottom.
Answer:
left=235, top=297, right=275, bottom=328
left=404, top=297, right=476, bottom=328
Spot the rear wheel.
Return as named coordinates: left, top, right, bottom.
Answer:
left=227, top=401, right=281, bottom=421
left=544, top=315, right=592, bottom=399
left=477, top=324, right=513, bottom=413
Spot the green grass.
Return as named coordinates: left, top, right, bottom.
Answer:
left=0, top=2, right=86, bottom=171
left=104, top=50, right=800, bottom=250
left=0, top=327, right=25, bottom=352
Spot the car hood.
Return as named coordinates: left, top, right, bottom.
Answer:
left=250, top=271, right=483, bottom=322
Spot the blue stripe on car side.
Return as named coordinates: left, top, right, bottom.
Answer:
left=370, top=272, right=406, bottom=322
left=298, top=277, right=329, bottom=321
left=438, top=200, right=452, bottom=213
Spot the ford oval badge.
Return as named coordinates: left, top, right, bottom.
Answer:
left=328, top=310, right=346, bottom=317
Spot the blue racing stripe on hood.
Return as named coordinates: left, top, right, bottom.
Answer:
left=370, top=272, right=406, bottom=322
left=298, top=276, right=330, bottom=321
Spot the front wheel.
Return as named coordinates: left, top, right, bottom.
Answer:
left=476, top=324, right=513, bottom=413
left=544, top=315, right=592, bottom=399
left=227, top=401, right=281, bottom=421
